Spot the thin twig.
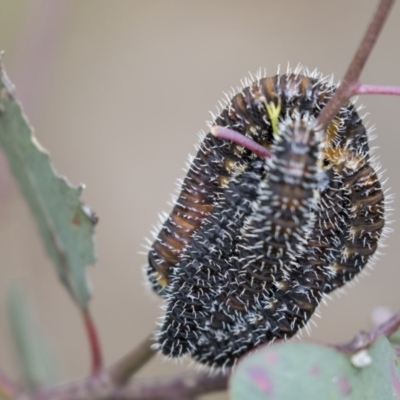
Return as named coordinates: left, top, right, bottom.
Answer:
left=28, top=334, right=157, bottom=400
left=352, top=83, right=400, bottom=96
left=112, top=371, right=228, bottom=400
left=108, top=334, right=156, bottom=385
left=211, top=126, right=272, bottom=159
left=83, top=310, right=103, bottom=375
left=29, top=370, right=228, bottom=400
left=0, top=371, right=20, bottom=400
left=316, top=0, right=395, bottom=130
left=334, top=310, right=400, bottom=355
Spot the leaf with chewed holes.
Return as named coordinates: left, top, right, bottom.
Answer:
left=230, top=336, right=400, bottom=400
left=0, top=56, right=97, bottom=310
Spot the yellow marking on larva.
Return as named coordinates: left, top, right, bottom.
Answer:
left=325, top=118, right=340, bottom=145
left=322, top=147, right=346, bottom=166
left=155, top=271, right=169, bottom=287
left=333, top=262, right=346, bottom=273
left=320, top=117, right=341, bottom=169
left=224, top=158, right=238, bottom=173
left=218, top=175, right=230, bottom=187
left=322, top=146, right=365, bottom=172
left=265, top=99, right=282, bottom=139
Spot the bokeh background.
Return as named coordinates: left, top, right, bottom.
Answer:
left=0, top=1, right=399, bottom=398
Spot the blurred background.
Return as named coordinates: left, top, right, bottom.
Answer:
left=0, top=1, right=399, bottom=398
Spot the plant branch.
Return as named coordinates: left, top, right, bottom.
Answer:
left=352, top=83, right=400, bottom=96
left=316, top=0, right=394, bottom=130
left=30, top=370, right=228, bottom=400
left=28, top=334, right=226, bottom=400
left=108, top=334, right=156, bottom=385
left=28, top=334, right=157, bottom=400
left=83, top=314, right=156, bottom=382
left=334, top=309, right=400, bottom=355
left=82, top=310, right=103, bottom=375
left=211, top=126, right=272, bottom=159
left=0, top=371, right=20, bottom=400
left=111, top=371, right=228, bottom=400
left=28, top=308, right=400, bottom=400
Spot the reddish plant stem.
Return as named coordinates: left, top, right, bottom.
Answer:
left=352, top=83, right=400, bottom=96
left=334, top=310, right=400, bottom=355
left=316, top=0, right=394, bottom=130
left=83, top=310, right=103, bottom=376
left=0, top=372, right=20, bottom=400
left=211, top=126, right=272, bottom=159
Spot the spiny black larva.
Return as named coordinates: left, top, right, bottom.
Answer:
left=146, top=68, right=386, bottom=369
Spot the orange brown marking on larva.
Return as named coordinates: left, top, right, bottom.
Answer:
left=146, top=71, right=386, bottom=369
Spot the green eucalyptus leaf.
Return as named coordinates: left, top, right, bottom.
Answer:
left=0, top=56, right=96, bottom=309
left=230, top=337, right=400, bottom=400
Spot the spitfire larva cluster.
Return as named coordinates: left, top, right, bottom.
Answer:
left=147, top=69, right=386, bottom=369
